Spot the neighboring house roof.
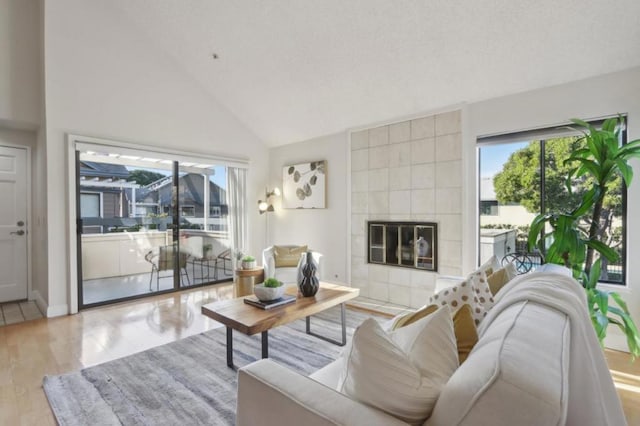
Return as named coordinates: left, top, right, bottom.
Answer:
left=134, top=186, right=154, bottom=201
left=145, top=175, right=174, bottom=192
left=80, top=161, right=130, bottom=179
left=137, top=173, right=227, bottom=206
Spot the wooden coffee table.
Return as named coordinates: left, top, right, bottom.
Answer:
left=201, top=282, right=359, bottom=368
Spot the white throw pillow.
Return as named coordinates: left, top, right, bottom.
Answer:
left=337, top=307, right=458, bottom=425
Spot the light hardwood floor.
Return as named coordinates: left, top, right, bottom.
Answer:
left=1, top=283, right=639, bottom=425
left=0, top=284, right=234, bottom=425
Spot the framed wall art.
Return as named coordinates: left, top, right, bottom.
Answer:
left=282, top=160, right=326, bottom=209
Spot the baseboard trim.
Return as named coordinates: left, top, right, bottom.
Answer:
left=47, top=303, right=69, bottom=318
left=32, top=290, right=48, bottom=316
left=345, top=302, right=395, bottom=318
left=32, top=290, right=69, bottom=317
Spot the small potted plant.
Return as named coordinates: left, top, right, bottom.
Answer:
left=254, top=277, right=285, bottom=301
left=241, top=255, right=256, bottom=269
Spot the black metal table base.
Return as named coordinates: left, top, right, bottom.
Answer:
left=306, top=302, right=347, bottom=346
left=226, top=326, right=234, bottom=368
left=226, top=328, right=269, bottom=369
left=225, top=302, right=348, bottom=369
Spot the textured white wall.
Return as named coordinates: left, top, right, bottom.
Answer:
left=42, top=0, right=268, bottom=314
left=0, top=0, right=41, bottom=127
left=466, top=66, right=640, bottom=351
left=0, top=0, right=47, bottom=310
left=31, top=127, right=48, bottom=310
left=268, top=132, right=348, bottom=284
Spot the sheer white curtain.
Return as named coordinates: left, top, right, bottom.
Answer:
left=227, top=167, right=248, bottom=272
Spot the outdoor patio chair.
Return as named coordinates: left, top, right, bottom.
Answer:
left=213, top=248, right=233, bottom=280
left=145, top=245, right=191, bottom=291
left=502, top=251, right=544, bottom=275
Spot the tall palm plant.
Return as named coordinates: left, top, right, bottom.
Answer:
left=528, top=116, right=640, bottom=357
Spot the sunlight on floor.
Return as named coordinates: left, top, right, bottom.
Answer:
left=611, top=369, right=640, bottom=394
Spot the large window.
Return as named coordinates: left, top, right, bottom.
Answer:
left=180, top=206, right=196, bottom=217
left=478, top=120, right=627, bottom=284
left=76, top=147, right=235, bottom=308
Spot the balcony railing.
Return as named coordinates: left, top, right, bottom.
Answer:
left=81, top=229, right=230, bottom=281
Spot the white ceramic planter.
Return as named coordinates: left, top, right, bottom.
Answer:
left=253, top=283, right=285, bottom=301
left=242, top=260, right=257, bottom=269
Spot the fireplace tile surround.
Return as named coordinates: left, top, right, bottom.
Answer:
left=350, top=110, right=463, bottom=308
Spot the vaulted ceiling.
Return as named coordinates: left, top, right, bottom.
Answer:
left=110, top=1, right=640, bottom=146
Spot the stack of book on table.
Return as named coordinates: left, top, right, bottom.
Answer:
left=244, top=294, right=296, bottom=310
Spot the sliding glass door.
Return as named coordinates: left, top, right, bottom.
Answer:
left=76, top=147, right=233, bottom=308
left=177, top=163, right=232, bottom=287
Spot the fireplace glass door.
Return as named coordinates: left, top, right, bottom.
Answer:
left=367, top=221, right=437, bottom=271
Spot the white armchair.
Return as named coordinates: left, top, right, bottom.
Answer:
left=262, top=245, right=323, bottom=285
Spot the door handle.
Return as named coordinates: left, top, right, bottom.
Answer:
left=10, top=230, right=25, bottom=236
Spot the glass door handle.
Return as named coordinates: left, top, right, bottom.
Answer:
left=10, top=230, right=25, bottom=236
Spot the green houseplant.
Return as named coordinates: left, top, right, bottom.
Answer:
left=263, top=277, right=282, bottom=288
left=528, top=116, right=640, bottom=357
left=241, top=255, right=256, bottom=269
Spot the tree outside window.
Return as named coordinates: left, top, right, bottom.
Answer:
left=480, top=133, right=625, bottom=284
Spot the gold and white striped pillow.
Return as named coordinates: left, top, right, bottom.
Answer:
left=273, top=245, right=307, bottom=267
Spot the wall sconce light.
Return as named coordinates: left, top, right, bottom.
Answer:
left=258, top=187, right=281, bottom=214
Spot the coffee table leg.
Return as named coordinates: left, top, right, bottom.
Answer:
left=340, top=302, right=347, bottom=344
left=262, top=331, right=269, bottom=358
left=306, top=303, right=347, bottom=346
left=226, top=326, right=234, bottom=368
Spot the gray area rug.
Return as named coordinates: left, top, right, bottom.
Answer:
left=43, top=307, right=379, bottom=426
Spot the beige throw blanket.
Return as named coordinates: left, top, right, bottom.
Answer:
left=479, top=272, right=626, bottom=426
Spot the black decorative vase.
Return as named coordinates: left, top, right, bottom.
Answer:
left=298, top=251, right=319, bottom=297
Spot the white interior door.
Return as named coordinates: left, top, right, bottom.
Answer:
left=0, top=146, right=28, bottom=302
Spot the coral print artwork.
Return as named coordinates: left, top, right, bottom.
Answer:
left=282, top=161, right=326, bottom=209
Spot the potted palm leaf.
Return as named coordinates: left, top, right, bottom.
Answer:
left=528, top=116, right=640, bottom=357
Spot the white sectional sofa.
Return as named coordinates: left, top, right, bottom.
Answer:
left=236, top=270, right=626, bottom=425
